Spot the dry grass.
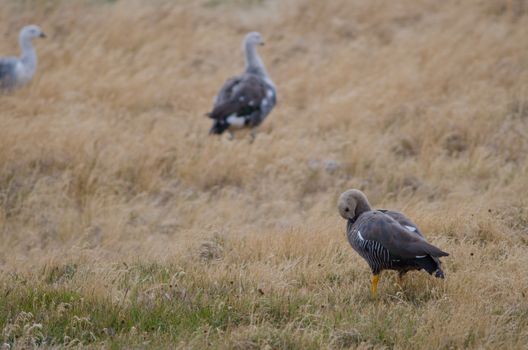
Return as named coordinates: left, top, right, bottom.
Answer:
left=0, top=0, right=528, bottom=348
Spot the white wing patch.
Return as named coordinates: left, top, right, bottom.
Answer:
left=415, top=255, right=426, bottom=258
left=404, top=225, right=417, bottom=232
left=226, top=115, right=245, bottom=128
left=357, top=230, right=365, bottom=241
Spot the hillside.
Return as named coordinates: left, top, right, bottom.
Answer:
left=0, top=0, right=527, bottom=348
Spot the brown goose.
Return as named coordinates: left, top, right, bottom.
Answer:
left=337, top=189, right=449, bottom=295
left=207, top=32, right=276, bottom=138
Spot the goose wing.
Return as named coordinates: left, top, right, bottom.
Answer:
left=379, top=210, right=424, bottom=238
left=208, top=73, right=268, bottom=122
left=0, top=57, right=18, bottom=89
left=358, top=211, right=448, bottom=259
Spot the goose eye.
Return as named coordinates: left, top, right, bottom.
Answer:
left=345, top=207, right=349, bottom=212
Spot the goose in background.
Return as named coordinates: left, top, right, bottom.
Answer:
left=207, top=32, right=276, bottom=140
left=0, top=25, right=46, bottom=91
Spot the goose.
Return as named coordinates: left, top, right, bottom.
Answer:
left=207, top=32, right=276, bottom=139
left=337, top=189, right=449, bottom=295
left=0, top=25, right=46, bottom=91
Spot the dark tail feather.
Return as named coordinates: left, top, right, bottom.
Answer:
left=423, top=242, right=449, bottom=258
left=209, top=120, right=229, bottom=135
left=416, top=256, right=445, bottom=278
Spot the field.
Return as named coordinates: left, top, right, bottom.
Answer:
left=1, top=0, right=528, bottom=348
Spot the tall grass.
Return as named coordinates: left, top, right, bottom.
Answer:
left=0, top=0, right=528, bottom=348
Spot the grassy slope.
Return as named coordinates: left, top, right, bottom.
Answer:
left=0, top=0, right=528, bottom=348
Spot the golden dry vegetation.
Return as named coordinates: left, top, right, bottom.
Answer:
left=1, top=0, right=528, bottom=348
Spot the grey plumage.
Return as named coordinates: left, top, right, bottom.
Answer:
left=0, top=25, right=46, bottom=91
left=208, top=32, right=276, bottom=135
left=346, top=211, right=447, bottom=276
left=379, top=209, right=444, bottom=278
left=0, top=57, right=18, bottom=89
left=338, top=189, right=449, bottom=294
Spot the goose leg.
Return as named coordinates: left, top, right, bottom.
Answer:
left=249, top=129, right=257, bottom=143
left=371, top=274, right=380, bottom=296
left=395, top=271, right=406, bottom=290
left=398, top=271, right=406, bottom=283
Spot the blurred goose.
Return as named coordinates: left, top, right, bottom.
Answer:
left=0, top=25, right=46, bottom=91
left=207, top=32, right=276, bottom=138
left=337, top=189, right=449, bottom=295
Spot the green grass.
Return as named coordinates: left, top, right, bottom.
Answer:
left=0, top=263, right=323, bottom=348
left=0, top=262, right=448, bottom=348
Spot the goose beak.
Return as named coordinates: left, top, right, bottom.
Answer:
left=40, top=32, right=47, bottom=38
